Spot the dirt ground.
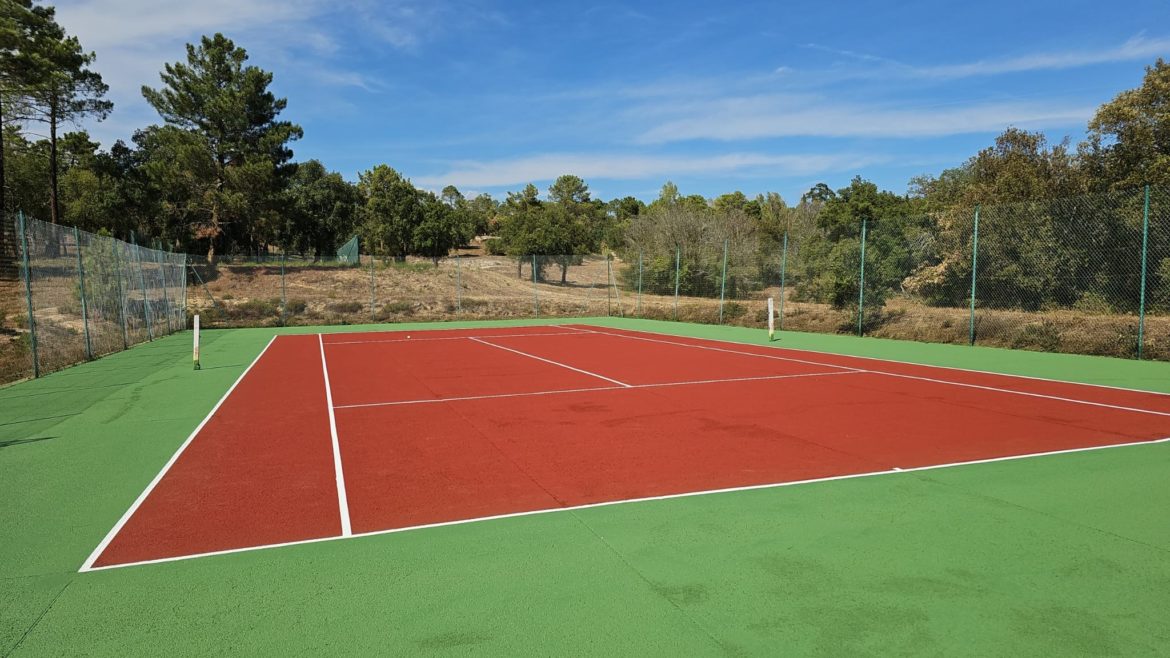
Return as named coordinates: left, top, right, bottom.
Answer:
left=5, top=245, right=1169, bottom=385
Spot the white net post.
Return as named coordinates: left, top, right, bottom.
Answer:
left=193, top=314, right=201, bottom=370
left=767, top=297, right=775, bottom=341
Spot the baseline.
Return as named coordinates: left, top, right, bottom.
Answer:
left=84, top=435, right=1170, bottom=572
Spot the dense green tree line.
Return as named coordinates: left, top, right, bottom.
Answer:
left=2, top=1, right=1167, bottom=319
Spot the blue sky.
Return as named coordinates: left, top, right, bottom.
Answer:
left=56, top=0, right=1170, bottom=203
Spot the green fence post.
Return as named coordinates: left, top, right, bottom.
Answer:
left=857, top=218, right=867, bottom=337
left=17, top=212, right=39, bottom=377
left=181, top=254, right=188, bottom=329
left=673, top=245, right=681, bottom=321
left=532, top=254, right=540, bottom=317
left=1138, top=185, right=1151, bottom=359
left=279, top=253, right=287, bottom=324
left=369, top=258, right=376, bottom=323
left=606, top=255, right=613, bottom=316
left=718, top=238, right=729, bottom=324
left=455, top=253, right=462, bottom=313
left=131, top=233, right=154, bottom=341
left=778, top=232, right=788, bottom=330
left=73, top=226, right=93, bottom=359
left=636, top=251, right=643, bottom=317
left=155, top=246, right=174, bottom=334
left=113, top=242, right=129, bottom=349
left=968, top=205, right=981, bottom=346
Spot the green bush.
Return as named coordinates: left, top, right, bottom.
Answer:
left=483, top=238, right=505, bottom=256
left=285, top=298, right=308, bottom=314
left=234, top=299, right=279, bottom=319
left=325, top=301, right=363, bottom=314
left=377, top=301, right=414, bottom=320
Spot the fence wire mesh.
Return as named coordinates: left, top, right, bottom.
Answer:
left=5, top=186, right=1170, bottom=386
left=9, top=214, right=187, bottom=381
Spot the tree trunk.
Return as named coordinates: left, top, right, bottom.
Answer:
left=560, top=264, right=568, bottom=284
left=49, top=94, right=59, bottom=225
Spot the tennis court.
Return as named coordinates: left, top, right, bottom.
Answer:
left=6, top=317, right=1170, bottom=654
left=82, top=323, right=1170, bottom=571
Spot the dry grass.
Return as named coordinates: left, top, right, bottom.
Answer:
left=5, top=244, right=1169, bottom=385
left=190, top=248, right=1170, bottom=362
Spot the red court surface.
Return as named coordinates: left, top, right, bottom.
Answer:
left=85, top=324, right=1170, bottom=570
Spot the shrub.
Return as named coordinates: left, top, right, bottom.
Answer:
left=285, top=298, right=308, bottom=314
left=483, top=237, right=505, bottom=256
left=234, top=299, right=279, bottom=319
left=1011, top=321, right=1061, bottom=352
left=721, top=301, right=747, bottom=320
left=325, top=301, right=363, bottom=314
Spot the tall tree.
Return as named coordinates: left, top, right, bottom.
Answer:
left=24, top=4, right=111, bottom=225
left=0, top=0, right=52, bottom=218
left=142, top=33, right=302, bottom=257
left=357, top=164, right=420, bottom=260
left=1082, top=58, right=1170, bottom=190
left=285, top=159, right=359, bottom=259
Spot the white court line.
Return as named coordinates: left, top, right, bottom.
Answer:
left=319, top=334, right=353, bottom=536
left=81, top=434, right=1170, bottom=572
left=577, top=324, right=1170, bottom=398
left=469, top=336, right=633, bottom=388
left=326, top=331, right=585, bottom=346
left=572, top=326, right=863, bottom=373
left=579, top=326, right=1170, bottom=418
left=79, top=334, right=280, bottom=572
left=333, top=370, right=858, bottom=410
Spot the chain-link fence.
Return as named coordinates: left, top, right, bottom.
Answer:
left=180, top=186, right=1170, bottom=362
left=5, top=213, right=187, bottom=382
left=4, top=186, right=1168, bottom=385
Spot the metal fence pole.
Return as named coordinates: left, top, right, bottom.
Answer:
left=113, top=241, right=129, bottom=349
left=17, top=212, right=39, bottom=377
left=857, top=218, right=867, bottom=337
left=636, top=251, right=643, bottom=317
left=673, top=245, right=680, bottom=321
left=73, top=226, right=93, bottom=359
left=369, top=258, right=376, bottom=323
left=280, top=253, right=287, bottom=324
left=532, top=254, right=540, bottom=317
left=455, top=253, right=462, bottom=313
left=606, top=255, right=613, bottom=316
left=155, top=246, right=174, bottom=334
left=132, top=232, right=154, bottom=341
left=778, top=232, right=788, bottom=330
left=1138, top=185, right=1151, bottom=360
left=181, top=254, right=189, bottom=329
left=968, top=205, right=981, bottom=346
left=718, top=238, right=729, bottom=324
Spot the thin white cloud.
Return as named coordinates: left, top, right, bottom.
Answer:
left=416, top=152, right=887, bottom=189
left=636, top=96, right=1094, bottom=143
left=914, top=34, right=1170, bottom=78
left=802, top=34, right=1170, bottom=81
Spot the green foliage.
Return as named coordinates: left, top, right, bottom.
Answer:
left=412, top=192, right=461, bottom=264
left=1083, top=59, right=1170, bottom=190
left=358, top=165, right=421, bottom=260
left=324, top=301, right=362, bottom=314
left=285, top=160, right=360, bottom=259
left=141, top=33, right=302, bottom=257
left=792, top=177, right=929, bottom=313
left=483, top=237, right=505, bottom=255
